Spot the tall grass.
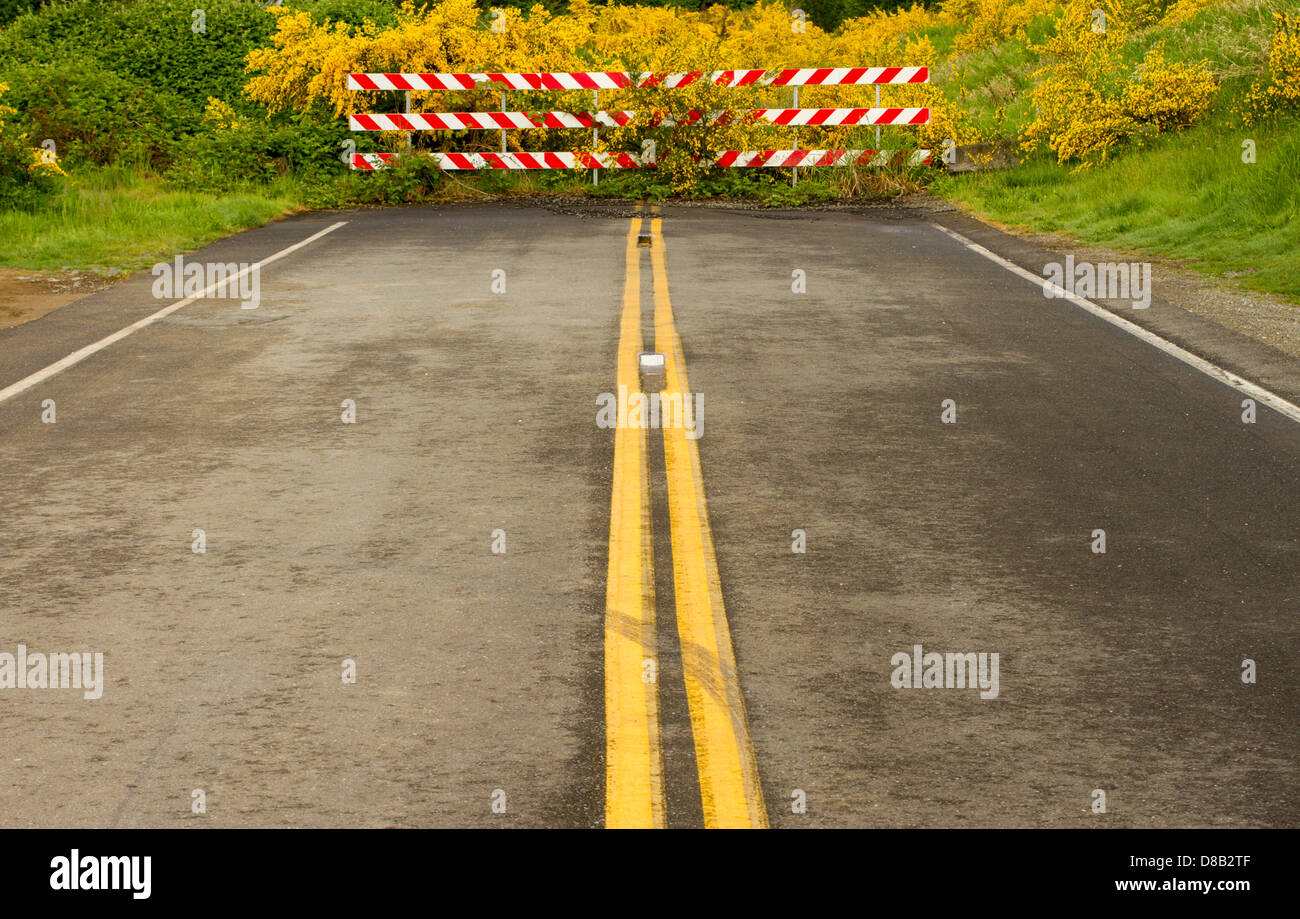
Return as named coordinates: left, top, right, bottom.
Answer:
left=0, top=165, right=302, bottom=272
left=931, top=114, right=1300, bottom=301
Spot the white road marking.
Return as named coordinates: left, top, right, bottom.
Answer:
left=0, top=221, right=348, bottom=406
left=930, top=222, right=1300, bottom=425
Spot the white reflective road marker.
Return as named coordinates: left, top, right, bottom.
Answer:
left=0, top=222, right=349, bottom=406
left=637, top=351, right=666, bottom=390
left=930, top=222, right=1300, bottom=425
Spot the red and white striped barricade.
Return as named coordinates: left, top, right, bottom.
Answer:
left=344, top=67, right=931, bottom=173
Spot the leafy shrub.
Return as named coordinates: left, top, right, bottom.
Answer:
left=365, top=150, right=444, bottom=204
left=164, top=97, right=353, bottom=192
left=0, top=0, right=27, bottom=29
left=0, top=0, right=44, bottom=29
left=800, top=0, right=849, bottom=32
left=164, top=98, right=279, bottom=191
left=1022, top=3, right=1216, bottom=167
left=0, top=1, right=275, bottom=105
left=0, top=1, right=392, bottom=184
left=1243, top=13, right=1300, bottom=124
left=0, top=80, right=63, bottom=209
left=303, top=0, right=400, bottom=29
left=0, top=58, right=193, bottom=167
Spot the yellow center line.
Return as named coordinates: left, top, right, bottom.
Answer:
left=650, top=216, right=769, bottom=829
left=604, top=216, right=666, bottom=829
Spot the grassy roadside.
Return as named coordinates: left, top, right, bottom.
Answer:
left=929, top=113, right=1300, bottom=303
left=0, top=164, right=305, bottom=273
left=5, top=135, right=1296, bottom=313
left=919, top=0, right=1300, bottom=307
left=0, top=161, right=888, bottom=278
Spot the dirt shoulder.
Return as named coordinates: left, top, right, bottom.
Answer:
left=1014, top=233, right=1300, bottom=361
left=0, top=268, right=124, bottom=331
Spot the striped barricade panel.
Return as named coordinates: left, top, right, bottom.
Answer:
left=350, top=149, right=930, bottom=171
left=344, top=65, right=931, bottom=172
left=345, top=67, right=928, bottom=92
left=712, top=149, right=932, bottom=168
left=349, top=108, right=930, bottom=131
left=351, top=151, right=641, bottom=170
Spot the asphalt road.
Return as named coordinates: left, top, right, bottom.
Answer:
left=0, top=202, right=1295, bottom=828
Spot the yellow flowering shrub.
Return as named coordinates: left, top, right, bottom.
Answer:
left=834, top=2, right=950, bottom=58
left=246, top=0, right=609, bottom=156
left=590, top=2, right=716, bottom=69
left=245, top=0, right=571, bottom=118
left=946, top=0, right=1058, bottom=57
left=1243, top=13, right=1300, bottom=123
left=0, top=81, right=65, bottom=209
left=202, top=97, right=244, bottom=131
left=1123, top=44, right=1218, bottom=133
left=1111, top=0, right=1182, bottom=28
left=1022, top=2, right=1215, bottom=167
left=1021, top=2, right=1126, bottom=165
left=242, top=0, right=964, bottom=174
left=1160, top=0, right=1216, bottom=27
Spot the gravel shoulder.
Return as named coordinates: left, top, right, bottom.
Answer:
left=904, top=194, right=1300, bottom=362
left=0, top=268, right=122, bottom=331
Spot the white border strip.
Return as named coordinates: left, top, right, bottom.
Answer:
left=0, top=222, right=348, bottom=406
left=930, top=222, right=1300, bottom=425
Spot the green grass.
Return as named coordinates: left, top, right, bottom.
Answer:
left=0, top=158, right=908, bottom=278
left=943, top=17, right=1055, bottom=138
left=918, top=0, right=1300, bottom=305
left=0, top=164, right=303, bottom=273
left=937, top=1, right=1288, bottom=138
left=930, top=113, right=1300, bottom=302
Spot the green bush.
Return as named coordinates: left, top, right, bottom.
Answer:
left=164, top=106, right=354, bottom=193
left=801, top=0, right=849, bottom=32
left=303, top=0, right=400, bottom=28
left=0, top=0, right=39, bottom=29
left=0, top=146, right=59, bottom=209
left=261, top=109, right=355, bottom=182
left=366, top=153, right=444, bottom=205
left=0, top=0, right=398, bottom=184
left=0, top=82, right=60, bottom=209
left=0, top=1, right=276, bottom=105
left=164, top=127, right=278, bottom=193
left=0, top=58, right=192, bottom=167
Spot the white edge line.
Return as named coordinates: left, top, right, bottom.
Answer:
left=929, top=222, right=1300, bottom=426
left=0, top=221, right=348, bottom=406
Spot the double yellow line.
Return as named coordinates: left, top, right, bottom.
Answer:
left=604, top=215, right=768, bottom=829
left=604, top=217, right=665, bottom=828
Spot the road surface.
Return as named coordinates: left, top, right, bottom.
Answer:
left=1, top=202, right=1296, bottom=828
